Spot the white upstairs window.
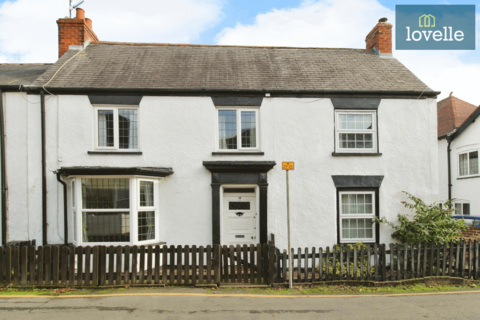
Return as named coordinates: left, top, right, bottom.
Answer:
left=335, top=110, right=377, bottom=153
left=459, top=151, right=479, bottom=177
left=217, top=108, right=259, bottom=151
left=94, top=107, right=138, bottom=150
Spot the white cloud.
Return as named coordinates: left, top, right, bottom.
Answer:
left=0, top=0, right=223, bottom=63
left=217, top=0, right=391, bottom=48
left=216, top=0, right=480, bottom=105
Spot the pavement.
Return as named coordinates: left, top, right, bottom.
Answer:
left=1, top=289, right=480, bottom=319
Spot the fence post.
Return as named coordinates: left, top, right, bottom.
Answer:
left=213, top=244, right=221, bottom=284
left=381, top=244, right=387, bottom=281
left=268, top=240, right=275, bottom=285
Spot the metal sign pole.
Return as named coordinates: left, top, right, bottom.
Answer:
left=286, top=169, right=293, bottom=289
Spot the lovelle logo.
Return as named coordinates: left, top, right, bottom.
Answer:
left=396, top=5, right=475, bottom=50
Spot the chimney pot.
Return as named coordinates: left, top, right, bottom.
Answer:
left=85, top=18, right=92, bottom=30
left=379, top=17, right=388, bottom=23
left=76, top=8, right=85, bottom=20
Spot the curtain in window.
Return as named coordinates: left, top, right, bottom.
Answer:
left=218, top=110, right=237, bottom=149
left=82, top=212, right=88, bottom=242
left=98, top=111, right=107, bottom=146
left=119, top=109, right=137, bottom=149
left=98, top=110, right=114, bottom=147
left=146, top=213, right=155, bottom=240
left=459, top=153, right=468, bottom=176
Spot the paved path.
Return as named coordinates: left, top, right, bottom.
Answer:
left=1, top=291, right=480, bottom=319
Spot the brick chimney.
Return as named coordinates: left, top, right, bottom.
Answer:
left=57, top=8, right=99, bottom=58
left=365, top=17, right=392, bottom=55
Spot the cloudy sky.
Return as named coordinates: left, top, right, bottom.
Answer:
left=0, top=0, right=478, bottom=104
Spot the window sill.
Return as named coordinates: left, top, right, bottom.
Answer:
left=212, top=152, right=265, bottom=156
left=88, top=151, right=143, bottom=155
left=457, top=175, right=480, bottom=180
left=332, top=152, right=382, bottom=157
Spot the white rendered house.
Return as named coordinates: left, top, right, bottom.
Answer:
left=438, top=95, right=480, bottom=216
left=0, top=10, right=439, bottom=249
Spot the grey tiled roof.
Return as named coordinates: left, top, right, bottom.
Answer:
left=0, top=64, right=51, bottom=86
left=33, top=42, right=433, bottom=92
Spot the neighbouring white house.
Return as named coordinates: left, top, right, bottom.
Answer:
left=0, top=9, right=440, bottom=249
left=438, top=94, right=480, bottom=216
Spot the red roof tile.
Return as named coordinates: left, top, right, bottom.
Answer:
left=437, top=95, right=478, bottom=137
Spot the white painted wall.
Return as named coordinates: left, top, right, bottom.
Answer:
left=438, top=120, right=480, bottom=215
left=3, top=94, right=439, bottom=249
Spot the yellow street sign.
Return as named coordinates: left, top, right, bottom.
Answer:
left=282, top=162, right=294, bottom=170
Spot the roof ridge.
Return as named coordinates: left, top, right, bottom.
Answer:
left=93, top=41, right=371, bottom=51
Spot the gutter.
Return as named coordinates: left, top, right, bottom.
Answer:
left=0, top=90, right=6, bottom=245
left=24, top=87, right=441, bottom=98
left=40, top=90, right=47, bottom=245
left=56, top=172, right=68, bottom=245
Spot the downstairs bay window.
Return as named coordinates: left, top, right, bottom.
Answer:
left=70, top=177, right=159, bottom=245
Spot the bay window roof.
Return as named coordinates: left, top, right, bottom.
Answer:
left=57, top=166, right=174, bottom=177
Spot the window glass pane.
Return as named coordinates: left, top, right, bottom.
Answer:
left=71, top=182, right=75, bottom=207
left=118, top=109, right=138, bottom=149
left=364, top=115, right=373, bottom=129
left=73, top=210, right=77, bottom=241
left=342, top=193, right=374, bottom=215
left=229, top=202, right=251, bottom=210
left=365, top=194, right=372, bottom=204
left=463, top=203, right=470, bottom=216
left=459, top=153, right=468, bottom=176
left=218, top=110, right=237, bottom=149
left=241, top=111, right=256, bottom=148
left=365, top=204, right=373, bottom=214
left=340, top=113, right=373, bottom=131
left=138, top=211, right=155, bottom=241
left=82, top=212, right=130, bottom=242
left=342, top=219, right=349, bottom=239
left=339, top=114, right=347, bottom=129
left=342, top=218, right=374, bottom=240
left=469, top=151, right=479, bottom=175
left=82, top=179, right=129, bottom=209
left=455, top=203, right=462, bottom=215
left=98, top=110, right=114, bottom=147
left=339, top=133, right=373, bottom=149
left=139, top=181, right=154, bottom=207
left=346, top=115, right=355, bottom=129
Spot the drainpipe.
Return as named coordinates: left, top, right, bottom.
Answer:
left=446, top=128, right=456, bottom=202
left=40, top=90, right=47, bottom=245
left=56, top=172, right=68, bottom=245
left=0, top=90, right=6, bottom=245
left=447, top=137, right=452, bottom=201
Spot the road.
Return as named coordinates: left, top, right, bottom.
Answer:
left=1, top=291, right=480, bottom=319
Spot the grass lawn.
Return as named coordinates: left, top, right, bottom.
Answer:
left=0, top=282, right=479, bottom=297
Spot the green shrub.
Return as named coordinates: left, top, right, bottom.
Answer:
left=376, top=192, right=467, bottom=244
left=317, top=243, right=375, bottom=278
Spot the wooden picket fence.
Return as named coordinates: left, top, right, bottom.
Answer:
left=2, top=240, right=478, bottom=287
left=275, top=240, right=480, bottom=283
left=0, top=242, right=274, bottom=287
